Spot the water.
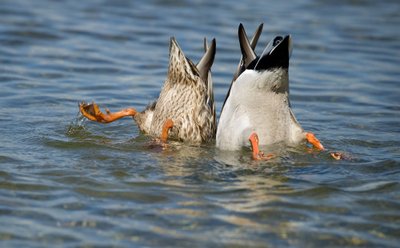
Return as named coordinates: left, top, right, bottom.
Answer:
left=1, top=0, right=399, bottom=247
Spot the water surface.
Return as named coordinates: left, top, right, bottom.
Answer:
left=1, top=0, right=400, bottom=247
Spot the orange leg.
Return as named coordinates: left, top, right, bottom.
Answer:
left=160, top=119, right=174, bottom=142
left=248, top=132, right=274, bottom=160
left=305, top=132, right=324, bottom=150
left=306, top=132, right=344, bottom=160
left=79, top=102, right=137, bottom=123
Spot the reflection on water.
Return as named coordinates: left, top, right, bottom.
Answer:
left=1, top=0, right=400, bottom=247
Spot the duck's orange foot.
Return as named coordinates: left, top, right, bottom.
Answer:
left=253, top=151, right=275, bottom=160
left=147, top=119, right=174, bottom=152
left=330, top=152, right=342, bottom=160
left=305, top=132, right=345, bottom=160
left=249, top=132, right=274, bottom=161
left=329, top=152, right=352, bottom=160
left=79, top=101, right=137, bottom=123
left=305, top=132, right=324, bottom=150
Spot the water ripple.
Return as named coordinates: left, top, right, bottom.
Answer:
left=1, top=0, right=400, bottom=247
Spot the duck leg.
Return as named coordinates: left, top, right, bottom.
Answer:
left=79, top=102, right=137, bottom=123
left=160, top=119, right=174, bottom=142
left=305, top=132, right=324, bottom=150
left=306, top=132, right=344, bottom=160
left=248, top=132, right=274, bottom=160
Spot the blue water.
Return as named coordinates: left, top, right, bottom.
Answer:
left=1, top=0, right=399, bottom=247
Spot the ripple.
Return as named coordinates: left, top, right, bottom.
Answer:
left=342, top=181, right=398, bottom=193
left=0, top=181, right=55, bottom=192
left=4, top=30, right=61, bottom=41
left=1, top=0, right=400, bottom=246
left=74, top=187, right=169, bottom=203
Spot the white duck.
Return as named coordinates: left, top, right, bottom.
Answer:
left=216, top=24, right=325, bottom=160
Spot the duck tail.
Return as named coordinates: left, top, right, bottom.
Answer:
left=199, top=38, right=217, bottom=134
left=232, top=23, right=263, bottom=81
left=197, top=38, right=216, bottom=84
left=221, top=23, right=264, bottom=113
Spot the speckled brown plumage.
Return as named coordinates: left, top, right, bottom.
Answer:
left=80, top=37, right=216, bottom=144
left=134, top=37, right=216, bottom=144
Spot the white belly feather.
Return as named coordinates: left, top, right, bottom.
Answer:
left=216, top=70, right=305, bottom=150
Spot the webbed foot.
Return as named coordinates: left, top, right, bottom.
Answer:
left=79, top=101, right=137, bottom=123
left=306, top=132, right=345, bottom=160
left=248, top=132, right=275, bottom=160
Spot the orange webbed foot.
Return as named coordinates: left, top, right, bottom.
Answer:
left=305, top=132, right=346, bottom=160
left=330, top=152, right=346, bottom=160
left=248, top=132, right=274, bottom=160
left=147, top=119, right=174, bottom=151
left=79, top=101, right=137, bottom=123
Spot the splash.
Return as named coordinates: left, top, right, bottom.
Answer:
left=65, top=109, right=87, bottom=136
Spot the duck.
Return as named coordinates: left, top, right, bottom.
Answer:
left=216, top=23, right=326, bottom=160
left=79, top=37, right=217, bottom=144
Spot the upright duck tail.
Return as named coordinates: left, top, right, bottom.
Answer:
left=197, top=38, right=217, bottom=135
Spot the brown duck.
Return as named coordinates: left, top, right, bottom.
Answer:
left=80, top=37, right=216, bottom=144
